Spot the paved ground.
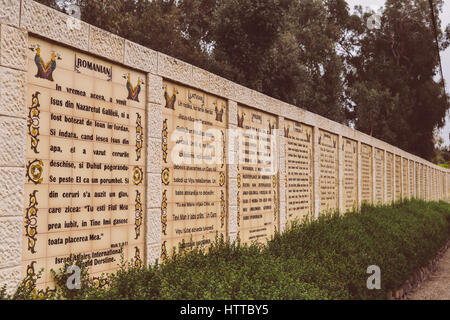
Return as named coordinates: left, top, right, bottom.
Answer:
left=406, top=247, right=450, bottom=300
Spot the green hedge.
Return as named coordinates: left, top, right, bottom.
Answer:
left=2, top=199, right=449, bottom=300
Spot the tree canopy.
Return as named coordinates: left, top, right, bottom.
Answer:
left=37, top=0, right=450, bottom=161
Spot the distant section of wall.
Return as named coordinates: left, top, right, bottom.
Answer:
left=0, top=0, right=449, bottom=293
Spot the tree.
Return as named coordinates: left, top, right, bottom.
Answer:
left=345, top=0, right=450, bottom=159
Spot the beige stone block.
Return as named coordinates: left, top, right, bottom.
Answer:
left=267, top=96, right=281, bottom=116
left=0, top=216, right=21, bottom=269
left=227, top=178, right=238, bottom=207
left=147, top=138, right=162, bottom=174
left=21, top=0, right=89, bottom=51
left=147, top=73, right=163, bottom=105
left=250, top=90, right=268, bottom=113
left=227, top=205, right=237, bottom=234
left=0, top=0, right=20, bottom=27
left=0, top=66, right=26, bottom=118
left=282, top=103, right=301, bottom=123
left=0, top=265, right=21, bottom=295
left=147, top=243, right=161, bottom=265
left=191, top=66, right=210, bottom=93
left=89, top=25, right=124, bottom=63
left=227, top=163, right=238, bottom=179
left=279, top=201, right=286, bottom=232
left=147, top=103, right=163, bottom=139
left=0, top=25, right=27, bottom=70
left=210, top=74, right=233, bottom=100
left=228, top=100, right=238, bottom=126
left=233, top=83, right=252, bottom=107
left=0, top=116, right=26, bottom=166
left=124, top=40, right=157, bottom=73
left=0, top=167, right=25, bottom=217
left=147, top=172, right=161, bottom=209
left=279, top=174, right=286, bottom=204
left=158, top=52, right=192, bottom=86
left=146, top=208, right=161, bottom=245
left=228, top=232, right=238, bottom=244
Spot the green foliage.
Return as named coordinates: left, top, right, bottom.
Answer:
left=2, top=200, right=449, bottom=300
left=346, top=0, right=449, bottom=160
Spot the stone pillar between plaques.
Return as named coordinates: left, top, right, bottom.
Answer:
left=146, top=73, right=163, bottom=265
left=403, top=158, right=411, bottom=199
left=392, top=154, right=396, bottom=202
left=313, top=126, right=320, bottom=219
left=0, top=23, right=28, bottom=294
left=357, top=141, right=362, bottom=209
left=226, top=100, right=238, bottom=243
left=372, top=146, right=377, bottom=205
left=338, top=135, right=344, bottom=214
left=383, top=150, right=388, bottom=204
left=400, top=157, right=403, bottom=199
left=277, top=116, right=286, bottom=233
left=413, top=161, right=416, bottom=199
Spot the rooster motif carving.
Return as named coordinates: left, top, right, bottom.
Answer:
left=214, top=102, right=224, bottom=122
left=164, top=87, right=177, bottom=110
left=31, top=46, right=60, bottom=82
left=124, top=74, right=143, bottom=102
left=237, top=112, right=245, bottom=128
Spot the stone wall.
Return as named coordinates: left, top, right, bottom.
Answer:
left=0, top=0, right=449, bottom=293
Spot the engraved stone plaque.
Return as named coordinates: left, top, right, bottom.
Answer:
left=386, top=152, right=394, bottom=203
left=237, top=105, right=278, bottom=244
left=284, top=120, right=314, bottom=223
left=374, top=148, right=385, bottom=204
left=395, top=155, right=401, bottom=201
left=342, top=138, right=358, bottom=213
left=360, top=144, right=373, bottom=204
left=318, top=130, right=339, bottom=213
left=161, top=80, right=227, bottom=259
left=23, top=37, right=146, bottom=289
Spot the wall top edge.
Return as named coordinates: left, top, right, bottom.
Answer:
left=13, top=0, right=450, bottom=174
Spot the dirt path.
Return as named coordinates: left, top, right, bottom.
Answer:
left=406, top=246, right=450, bottom=300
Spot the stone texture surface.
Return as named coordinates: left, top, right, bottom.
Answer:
left=147, top=138, right=162, bottom=174
left=21, top=0, right=89, bottom=51
left=0, top=116, right=26, bottom=166
left=227, top=100, right=238, bottom=126
left=89, top=26, right=124, bottom=63
left=227, top=178, right=238, bottom=207
left=228, top=205, right=237, bottom=234
left=147, top=173, right=162, bottom=209
left=191, top=67, right=211, bottom=93
left=0, top=24, right=28, bottom=71
left=0, top=0, right=20, bottom=27
left=279, top=201, right=286, bottom=233
left=124, top=40, right=157, bottom=74
left=147, top=243, right=161, bottom=265
left=228, top=232, right=238, bottom=244
left=147, top=103, right=163, bottom=139
left=0, top=167, right=25, bottom=217
left=0, top=66, right=26, bottom=118
left=0, top=216, right=22, bottom=269
left=158, top=53, right=192, bottom=86
left=147, top=74, right=163, bottom=105
left=146, top=208, right=161, bottom=245
left=0, top=266, right=21, bottom=295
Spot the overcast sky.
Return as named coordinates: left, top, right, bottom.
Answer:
left=346, top=0, right=450, bottom=147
